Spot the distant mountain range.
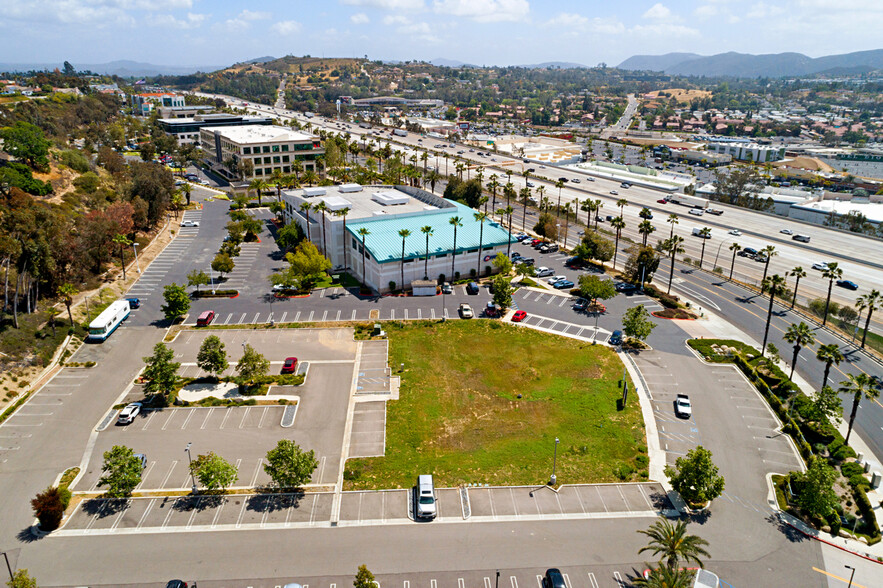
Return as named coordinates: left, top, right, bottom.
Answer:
left=429, top=58, right=588, bottom=69
left=0, top=60, right=224, bottom=77
left=618, top=50, right=883, bottom=78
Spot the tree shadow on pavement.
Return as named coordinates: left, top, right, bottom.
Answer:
left=247, top=491, right=304, bottom=513
left=81, top=497, right=129, bottom=518
left=767, top=512, right=810, bottom=543
left=17, top=526, right=43, bottom=543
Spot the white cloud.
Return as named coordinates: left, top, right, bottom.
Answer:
left=543, top=13, right=625, bottom=35
left=694, top=4, right=718, bottom=17
left=630, top=23, right=700, bottom=38
left=237, top=9, right=271, bottom=21
left=745, top=3, right=785, bottom=19
left=272, top=20, right=303, bottom=35
left=383, top=14, right=411, bottom=25
left=433, top=0, right=529, bottom=23
left=340, top=0, right=425, bottom=10
left=147, top=12, right=206, bottom=28
left=350, top=12, right=370, bottom=24
left=643, top=3, right=671, bottom=20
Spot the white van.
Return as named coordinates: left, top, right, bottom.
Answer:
left=692, top=227, right=711, bottom=239
left=416, top=474, right=437, bottom=520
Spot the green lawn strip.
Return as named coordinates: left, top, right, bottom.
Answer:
left=345, top=320, right=646, bottom=489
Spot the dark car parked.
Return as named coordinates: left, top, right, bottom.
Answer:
left=466, top=281, right=480, bottom=295
left=543, top=569, right=566, bottom=588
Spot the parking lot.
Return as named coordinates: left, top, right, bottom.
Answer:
left=59, top=481, right=670, bottom=535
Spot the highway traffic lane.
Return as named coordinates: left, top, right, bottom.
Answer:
left=0, top=328, right=160, bottom=545
left=18, top=514, right=824, bottom=587
left=657, top=262, right=883, bottom=462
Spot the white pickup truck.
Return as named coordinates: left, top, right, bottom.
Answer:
left=675, top=394, right=692, bottom=418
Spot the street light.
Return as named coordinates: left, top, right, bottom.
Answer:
left=184, top=442, right=198, bottom=494
left=712, top=237, right=732, bottom=271
left=845, top=565, right=855, bottom=588
left=1, top=551, right=13, bottom=583
left=549, top=437, right=560, bottom=486
left=132, top=242, right=141, bottom=274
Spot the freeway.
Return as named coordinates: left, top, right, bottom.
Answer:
left=206, top=91, right=883, bottom=325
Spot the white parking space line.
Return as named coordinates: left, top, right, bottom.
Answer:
left=223, top=313, right=233, bottom=325
left=322, top=310, right=328, bottom=322
left=252, top=312, right=260, bottom=323
left=250, top=459, right=263, bottom=486
left=137, top=500, right=156, bottom=528
left=238, top=313, right=247, bottom=324
left=220, top=409, right=233, bottom=429
left=351, top=310, right=357, bottom=320
left=587, top=573, right=599, bottom=588
left=160, top=461, right=178, bottom=489
left=308, top=311, right=314, bottom=322
left=239, top=407, right=250, bottom=429
left=294, top=312, right=301, bottom=322
left=259, top=407, right=269, bottom=428
left=280, top=312, right=287, bottom=323
left=141, top=411, right=158, bottom=430
left=336, top=310, right=341, bottom=321
left=161, top=411, right=177, bottom=431
left=201, top=408, right=214, bottom=429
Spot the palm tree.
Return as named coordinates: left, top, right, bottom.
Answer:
left=611, top=216, right=626, bottom=269
left=856, top=289, right=881, bottom=349
left=667, top=213, right=679, bottom=240
left=298, top=201, right=312, bottom=242
left=728, top=242, right=741, bottom=280
left=112, top=234, right=131, bottom=280
left=580, top=199, right=594, bottom=228
left=759, top=245, right=777, bottom=284
left=665, top=236, right=685, bottom=295
left=499, top=205, right=514, bottom=256
left=425, top=169, right=441, bottom=193
left=449, top=215, right=462, bottom=279
left=816, top=343, right=844, bottom=390
left=697, top=227, right=711, bottom=269
left=181, top=182, right=192, bottom=206
left=554, top=180, right=564, bottom=216
left=841, top=373, right=880, bottom=444
left=313, top=201, right=329, bottom=256
left=397, top=228, right=412, bottom=291
left=787, top=266, right=806, bottom=309
left=58, top=283, right=78, bottom=327
left=520, top=187, right=531, bottom=230
left=562, top=202, right=572, bottom=246
left=357, top=227, right=370, bottom=289
left=821, top=262, right=843, bottom=326
left=420, top=225, right=433, bottom=279
left=784, top=322, right=816, bottom=380
left=594, top=200, right=603, bottom=231
left=616, top=198, right=628, bottom=216
left=637, top=517, right=710, bottom=572
left=638, top=220, right=655, bottom=246
left=474, top=211, right=489, bottom=277
left=761, top=274, right=788, bottom=356
left=487, top=174, right=500, bottom=211
left=248, top=178, right=264, bottom=206
left=633, top=566, right=694, bottom=588
left=335, top=207, right=351, bottom=270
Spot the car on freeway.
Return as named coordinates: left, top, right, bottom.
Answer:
left=181, top=220, right=199, bottom=227
left=657, top=199, right=667, bottom=204
left=609, top=190, right=619, bottom=195
left=526, top=181, right=535, bottom=187
left=511, top=310, right=527, bottom=322
left=608, top=330, right=623, bottom=346
left=441, top=282, right=453, bottom=294
left=571, top=178, right=581, bottom=183
left=573, top=298, right=589, bottom=311
left=117, top=402, right=142, bottom=425
left=728, top=229, right=742, bottom=236
left=837, top=280, right=859, bottom=290
left=688, top=208, right=704, bottom=216
left=812, top=262, right=830, bottom=271
left=536, top=267, right=554, bottom=277
left=543, top=569, right=566, bottom=588
left=459, top=303, right=474, bottom=319
left=554, top=280, right=575, bottom=290
left=675, top=394, right=693, bottom=418
left=281, top=357, right=298, bottom=374
left=548, top=275, right=567, bottom=284
left=780, top=229, right=794, bottom=235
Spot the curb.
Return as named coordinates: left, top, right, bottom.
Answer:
left=778, top=511, right=883, bottom=565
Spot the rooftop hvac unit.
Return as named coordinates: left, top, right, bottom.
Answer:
left=303, top=187, right=326, bottom=197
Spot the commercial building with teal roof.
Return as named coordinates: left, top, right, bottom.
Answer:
left=281, top=184, right=514, bottom=292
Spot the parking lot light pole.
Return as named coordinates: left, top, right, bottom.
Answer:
left=132, top=242, right=141, bottom=274
left=2, top=551, right=13, bottom=582
left=185, top=442, right=198, bottom=494
left=549, top=437, right=560, bottom=486
left=845, top=565, right=855, bottom=588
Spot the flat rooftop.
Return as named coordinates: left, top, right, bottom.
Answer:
left=158, top=114, right=270, bottom=125
left=282, top=185, right=445, bottom=221
left=200, top=124, right=315, bottom=144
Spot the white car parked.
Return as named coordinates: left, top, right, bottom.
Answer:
left=535, top=267, right=554, bottom=277
left=181, top=220, right=199, bottom=227
left=117, top=402, right=142, bottom=425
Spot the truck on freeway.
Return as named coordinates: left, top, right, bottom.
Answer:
left=668, top=194, right=709, bottom=209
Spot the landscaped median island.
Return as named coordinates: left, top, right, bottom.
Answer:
left=344, top=320, right=648, bottom=489
left=688, top=338, right=882, bottom=546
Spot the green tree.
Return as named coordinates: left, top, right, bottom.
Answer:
left=212, top=252, right=235, bottom=279
left=574, top=232, right=614, bottom=265
left=662, top=235, right=685, bottom=294
left=197, top=335, right=228, bottom=379
left=821, top=263, right=843, bottom=327
left=808, top=385, right=843, bottom=425
left=142, top=342, right=180, bottom=397
left=474, top=211, right=489, bottom=276
left=357, top=227, right=370, bottom=289
left=578, top=274, right=617, bottom=306
left=187, top=269, right=209, bottom=293
left=237, top=343, right=270, bottom=385
left=6, top=570, right=38, bottom=588
left=632, top=565, right=693, bottom=588
left=783, top=322, right=815, bottom=380
left=623, top=246, right=660, bottom=285
left=287, top=240, right=331, bottom=284
left=160, top=283, right=190, bottom=320
left=397, top=228, right=411, bottom=291
left=664, top=445, right=725, bottom=506
left=638, top=220, right=656, bottom=246
left=0, top=121, right=51, bottom=170
left=787, top=266, right=806, bottom=309
left=112, top=234, right=131, bottom=280
left=840, top=373, right=879, bottom=444
left=190, top=452, right=238, bottom=491
left=856, top=289, right=881, bottom=349
left=622, top=305, right=657, bottom=342
left=263, top=439, right=319, bottom=489
left=353, top=565, right=377, bottom=588
left=276, top=222, right=303, bottom=252
left=696, top=227, right=711, bottom=269
left=637, top=517, right=710, bottom=571
left=611, top=216, right=626, bottom=269
left=448, top=215, right=463, bottom=279
left=492, top=274, right=513, bottom=310
left=796, top=456, right=839, bottom=521
left=58, top=283, right=78, bottom=327
left=492, top=252, right=512, bottom=275
left=420, top=225, right=434, bottom=279
left=97, top=445, right=143, bottom=498
left=31, top=486, right=66, bottom=531
left=816, top=343, right=844, bottom=390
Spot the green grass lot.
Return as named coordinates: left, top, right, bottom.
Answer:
left=344, top=320, right=647, bottom=489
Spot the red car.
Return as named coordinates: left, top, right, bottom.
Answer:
left=531, top=238, right=543, bottom=246
left=657, top=199, right=668, bottom=204
left=281, top=357, right=298, bottom=374
left=511, top=310, right=527, bottom=322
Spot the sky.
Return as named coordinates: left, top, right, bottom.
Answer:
left=1, top=0, right=882, bottom=69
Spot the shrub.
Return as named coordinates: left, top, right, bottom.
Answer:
left=389, top=281, right=396, bottom=292
left=58, top=149, right=91, bottom=173
left=438, top=274, right=446, bottom=283
left=31, top=486, right=66, bottom=531
left=854, top=486, right=881, bottom=539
